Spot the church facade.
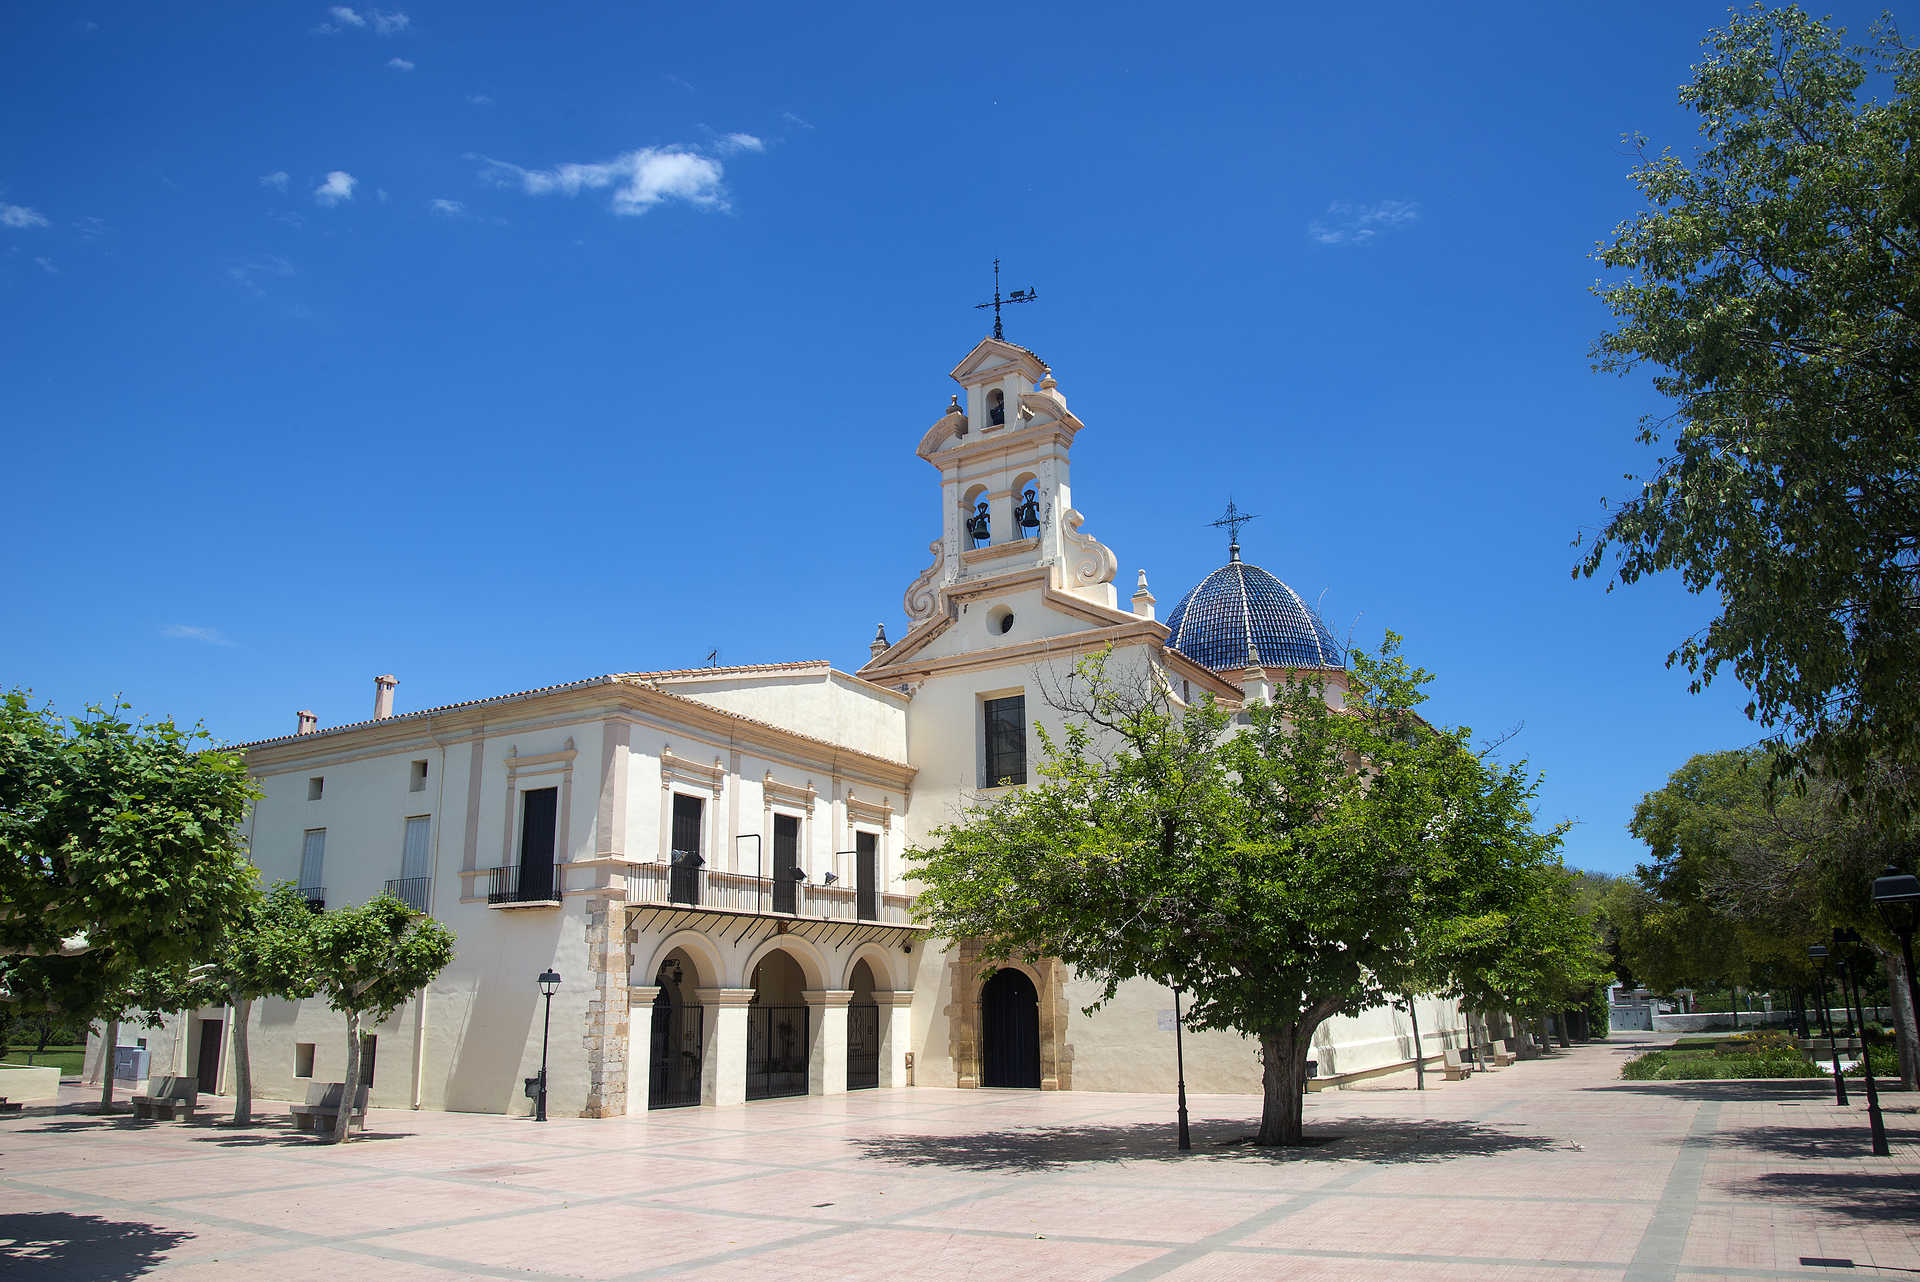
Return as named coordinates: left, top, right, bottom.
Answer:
left=91, top=336, right=1469, bottom=1115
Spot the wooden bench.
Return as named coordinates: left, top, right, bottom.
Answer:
left=130, top=1076, right=199, bottom=1122
left=289, top=1082, right=369, bottom=1134
left=1442, top=1047, right=1473, bottom=1081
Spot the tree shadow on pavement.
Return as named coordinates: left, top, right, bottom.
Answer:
left=1581, top=1080, right=1838, bottom=1102
left=851, top=1116, right=1563, bottom=1172
left=0, top=1212, right=192, bottom=1281
left=1740, top=1169, right=1920, bottom=1223
left=1712, top=1122, right=1920, bottom=1163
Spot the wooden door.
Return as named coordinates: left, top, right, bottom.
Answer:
left=195, top=1019, right=223, bottom=1095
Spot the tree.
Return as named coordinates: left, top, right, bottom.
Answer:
left=908, top=639, right=1572, bottom=1146
left=0, top=692, right=259, bottom=973
left=1578, top=7, right=1920, bottom=796
left=309, top=894, right=454, bottom=1143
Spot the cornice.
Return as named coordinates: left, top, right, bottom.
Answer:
left=921, top=422, right=1079, bottom=471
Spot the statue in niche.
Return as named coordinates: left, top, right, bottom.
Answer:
left=965, top=501, right=992, bottom=546
left=1015, top=488, right=1041, bottom=534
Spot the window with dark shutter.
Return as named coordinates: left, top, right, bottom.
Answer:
left=983, top=695, right=1027, bottom=786
left=518, top=788, right=558, bottom=900
left=772, top=813, right=800, bottom=913
left=668, top=793, right=704, bottom=904
left=856, top=830, right=878, bottom=920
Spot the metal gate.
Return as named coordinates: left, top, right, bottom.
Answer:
left=649, top=997, right=704, bottom=1109
left=848, top=1003, right=880, bottom=1090
left=746, top=1004, right=809, bottom=1100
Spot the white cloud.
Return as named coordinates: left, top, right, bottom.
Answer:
left=371, top=9, right=409, bottom=34
left=717, top=132, right=764, bottom=154
left=34, top=256, right=57, bottom=274
left=260, top=170, right=290, bottom=192
left=1, top=203, right=49, bottom=229
left=163, top=624, right=237, bottom=647
left=387, top=56, right=414, bottom=70
left=780, top=111, right=814, bottom=130
left=224, top=252, right=295, bottom=296
left=477, top=144, right=738, bottom=216
left=376, top=187, right=389, bottom=203
left=1308, top=199, right=1420, bottom=247
left=73, top=216, right=107, bottom=239
left=467, top=93, right=493, bottom=106
left=315, top=7, right=405, bottom=35
left=313, top=171, right=357, bottom=206
left=430, top=198, right=465, bottom=215
left=329, top=6, right=366, bottom=26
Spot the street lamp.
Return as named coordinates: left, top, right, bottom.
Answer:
left=535, top=969, right=561, bottom=1123
left=1832, top=930, right=1889, bottom=1158
left=1171, top=984, right=1191, bottom=1152
left=1871, top=864, right=1920, bottom=1041
left=1807, top=943, right=1847, bottom=1106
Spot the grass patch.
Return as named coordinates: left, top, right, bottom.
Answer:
left=1622, top=1031, right=1822, bottom=1081
left=1, top=1044, right=85, bottom=1076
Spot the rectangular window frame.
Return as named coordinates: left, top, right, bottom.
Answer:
left=981, top=692, right=1028, bottom=788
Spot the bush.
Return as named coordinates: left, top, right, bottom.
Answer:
left=1621, top=1037, right=1823, bottom=1081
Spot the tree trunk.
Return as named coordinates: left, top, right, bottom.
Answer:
left=333, top=1010, right=362, bottom=1145
left=231, top=996, right=254, bottom=1125
left=98, top=1017, right=118, bottom=1110
left=1403, top=995, right=1424, bottom=1089
left=1883, top=950, right=1919, bottom=1091
left=1256, top=1026, right=1312, bottom=1146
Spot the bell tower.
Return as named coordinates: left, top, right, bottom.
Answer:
left=898, top=337, right=1118, bottom=628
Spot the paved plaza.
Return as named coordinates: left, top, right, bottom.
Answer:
left=1, top=1035, right=1916, bottom=1281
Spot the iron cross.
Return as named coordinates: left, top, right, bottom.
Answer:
left=974, top=258, right=1038, bottom=340
left=1209, top=498, right=1260, bottom=559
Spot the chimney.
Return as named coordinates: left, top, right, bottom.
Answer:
left=374, top=674, right=398, bottom=720
left=869, top=624, right=890, bottom=662
left=1131, top=568, right=1156, bottom=620
left=296, top=710, right=318, bottom=736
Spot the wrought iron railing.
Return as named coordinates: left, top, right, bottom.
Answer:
left=298, top=885, right=326, bottom=911
left=486, top=864, right=559, bottom=906
left=383, top=877, right=431, bottom=912
left=622, top=860, right=913, bottom=922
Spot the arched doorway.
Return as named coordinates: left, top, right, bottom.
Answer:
left=847, top=960, right=880, bottom=1090
left=648, top=952, right=703, bottom=1109
left=981, top=968, right=1041, bottom=1088
left=747, top=950, right=810, bottom=1100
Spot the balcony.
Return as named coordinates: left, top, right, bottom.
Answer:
left=485, top=864, right=561, bottom=908
left=298, top=885, right=326, bottom=911
left=622, top=861, right=914, bottom=924
left=383, top=877, right=431, bottom=912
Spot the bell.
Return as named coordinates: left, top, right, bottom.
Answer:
left=1016, top=488, right=1041, bottom=531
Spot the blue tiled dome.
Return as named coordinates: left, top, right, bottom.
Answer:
left=1163, top=553, right=1343, bottom=672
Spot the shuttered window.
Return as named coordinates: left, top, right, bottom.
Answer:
left=670, top=794, right=703, bottom=861
left=401, top=816, right=432, bottom=881
left=299, top=829, right=326, bottom=889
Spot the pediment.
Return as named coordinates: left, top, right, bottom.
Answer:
left=916, top=407, right=969, bottom=460
left=949, top=337, right=1048, bottom=388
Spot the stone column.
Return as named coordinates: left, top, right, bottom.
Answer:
left=581, top=897, right=630, bottom=1117
left=697, top=987, right=755, bottom=1107
left=625, top=986, right=660, bottom=1116
left=806, top=989, right=853, bottom=1096
left=880, top=991, right=914, bottom=1088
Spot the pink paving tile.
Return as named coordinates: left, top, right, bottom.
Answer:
left=163, top=1172, right=558, bottom=1239
left=897, top=1182, right=1281, bottom=1244
left=1154, top=1253, right=1628, bottom=1282
left=375, top=1201, right=804, bottom=1279
left=667, top=1226, right=1170, bottom=1281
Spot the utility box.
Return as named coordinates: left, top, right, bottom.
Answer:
left=113, top=1047, right=149, bottom=1083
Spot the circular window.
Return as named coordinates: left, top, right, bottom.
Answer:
left=986, top=605, right=1015, bottom=636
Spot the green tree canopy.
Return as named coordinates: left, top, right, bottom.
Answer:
left=908, top=639, right=1588, bottom=1145
left=310, top=894, right=454, bottom=1142
left=1579, top=6, right=1920, bottom=794
left=0, top=691, right=259, bottom=969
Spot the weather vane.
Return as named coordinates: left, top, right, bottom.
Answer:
left=974, top=258, right=1038, bottom=340
left=1209, top=498, right=1259, bottom=561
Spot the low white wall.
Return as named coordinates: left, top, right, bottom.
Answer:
left=0, top=1064, right=60, bottom=1101
left=1653, top=1007, right=1891, bottom=1033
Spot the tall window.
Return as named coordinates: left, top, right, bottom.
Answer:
left=518, top=787, right=558, bottom=900
left=299, top=829, right=326, bottom=905
left=772, top=813, right=800, bottom=914
left=669, top=794, right=704, bottom=904
left=855, top=830, right=878, bottom=921
left=983, top=695, right=1027, bottom=787
left=394, top=816, right=432, bottom=910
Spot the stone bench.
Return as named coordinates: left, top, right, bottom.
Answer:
left=289, top=1082, right=369, bottom=1134
left=130, top=1076, right=199, bottom=1122
left=1488, top=1040, right=1519, bottom=1067
left=1442, top=1047, right=1473, bottom=1081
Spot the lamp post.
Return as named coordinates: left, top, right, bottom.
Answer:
left=1171, top=984, right=1191, bottom=1152
left=1871, top=864, right=1920, bottom=1045
left=535, top=968, right=561, bottom=1123
left=1832, top=931, right=1889, bottom=1157
left=1808, top=943, right=1848, bottom=1106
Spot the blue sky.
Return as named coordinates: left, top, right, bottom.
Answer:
left=2, top=2, right=1881, bottom=876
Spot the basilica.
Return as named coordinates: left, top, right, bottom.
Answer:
left=90, top=334, right=1469, bottom=1115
